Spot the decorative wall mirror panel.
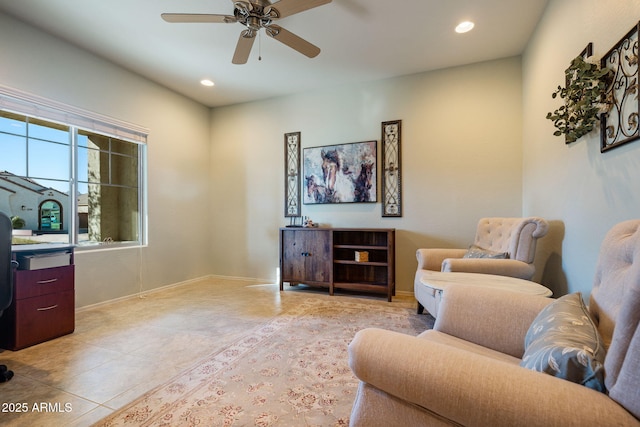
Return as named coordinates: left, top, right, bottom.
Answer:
left=601, top=22, right=640, bottom=152
left=284, top=131, right=301, bottom=217
left=381, top=120, right=402, bottom=217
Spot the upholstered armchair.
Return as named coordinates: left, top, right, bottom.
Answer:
left=415, top=217, right=549, bottom=316
left=348, top=220, right=640, bottom=426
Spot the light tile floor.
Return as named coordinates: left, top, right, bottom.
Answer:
left=0, top=277, right=418, bottom=426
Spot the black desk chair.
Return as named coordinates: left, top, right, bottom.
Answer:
left=0, top=212, right=15, bottom=382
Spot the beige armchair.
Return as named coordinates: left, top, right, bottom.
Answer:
left=348, top=220, right=640, bottom=426
left=415, top=217, right=549, bottom=315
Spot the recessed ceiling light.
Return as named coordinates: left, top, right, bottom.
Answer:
left=200, top=79, right=215, bottom=87
left=455, top=21, right=475, bottom=34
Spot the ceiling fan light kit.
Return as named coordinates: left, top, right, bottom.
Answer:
left=162, top=0, right=332, bottom=64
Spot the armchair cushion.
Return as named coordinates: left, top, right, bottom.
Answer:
left=441, top=257, right=536, bottom=280
left=521, top=292, right=606, bottom=392
left=434, top=284, right=553, bottom=358
left=463, top=244, right=509, bottom=259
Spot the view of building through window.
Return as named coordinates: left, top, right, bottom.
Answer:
left=0, top=110, right=145, bottom=247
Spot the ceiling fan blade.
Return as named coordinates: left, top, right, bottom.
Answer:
left=266, top=25, right=320, bottom=58
left=161, top=13, right=237, bottom=23
left=232, top=30, right=256, bottom=64
left=266, top=0, right=331, bottom=19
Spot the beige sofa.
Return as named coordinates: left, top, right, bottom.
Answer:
left=415, top=217, right=549, bottom=316
left=349, top=220, right=640, bottom=426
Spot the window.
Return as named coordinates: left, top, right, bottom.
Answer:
left=0, top=97, right=147, bottom=249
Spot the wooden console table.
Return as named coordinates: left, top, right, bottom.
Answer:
left=279, top=227, right=395, bottom=301
left=0, top=244, right=75, bottom=350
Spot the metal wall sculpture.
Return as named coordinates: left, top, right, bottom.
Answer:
left=381, top=120, right=402, bottom=217
left=600, top=22, right=640, bottom=152
left=284, top=131, right=301, bottom=217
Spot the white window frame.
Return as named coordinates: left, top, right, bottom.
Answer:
left=0, top=85, right=148, bottom=250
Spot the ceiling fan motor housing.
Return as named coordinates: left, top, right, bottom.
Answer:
left=234, top=1, right=276, bottom=31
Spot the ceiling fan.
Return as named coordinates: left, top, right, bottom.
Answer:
left=162, top=0, right=332, bottom=64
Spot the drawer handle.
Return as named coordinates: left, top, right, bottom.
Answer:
left=36, top=278, right=58, bottom=284
left=37, top=304, right=59, bottom=311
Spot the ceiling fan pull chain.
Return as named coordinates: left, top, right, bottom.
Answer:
left=258, top=30, right=262, bottom=61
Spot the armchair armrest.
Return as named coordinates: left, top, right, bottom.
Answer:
left=349, top=328, right=638, bottom=427
left=416, top=248, right=466, bottom=271
left=434, top=284, right=552, bottom=357
left=442, top=257, right=535, bottom=280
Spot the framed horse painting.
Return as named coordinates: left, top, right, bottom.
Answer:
left=303, top=140, right=377, bottom=204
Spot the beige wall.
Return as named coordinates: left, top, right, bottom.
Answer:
left=0, top=13, right=212, bottom=306
left=522, top=0, right=640, bottom=298
left=210, top=57, right=524, bottom=293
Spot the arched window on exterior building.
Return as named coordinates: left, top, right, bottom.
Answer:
left=39, top=200, right=62, bottom=231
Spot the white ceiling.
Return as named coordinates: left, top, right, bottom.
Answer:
left=0, top=0, right=549, bottom=108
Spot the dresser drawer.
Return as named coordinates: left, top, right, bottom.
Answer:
left=14, top=265, right=75, bottom=300
left=11, top=290, right=75, bottom=350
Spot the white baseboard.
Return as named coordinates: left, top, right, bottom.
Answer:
left=76, top=276, right=212, bottom=312
left=207, top=274, right=275, bottom=284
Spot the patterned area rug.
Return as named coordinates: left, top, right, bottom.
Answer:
left=94, top=298, right=433, bottom=427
